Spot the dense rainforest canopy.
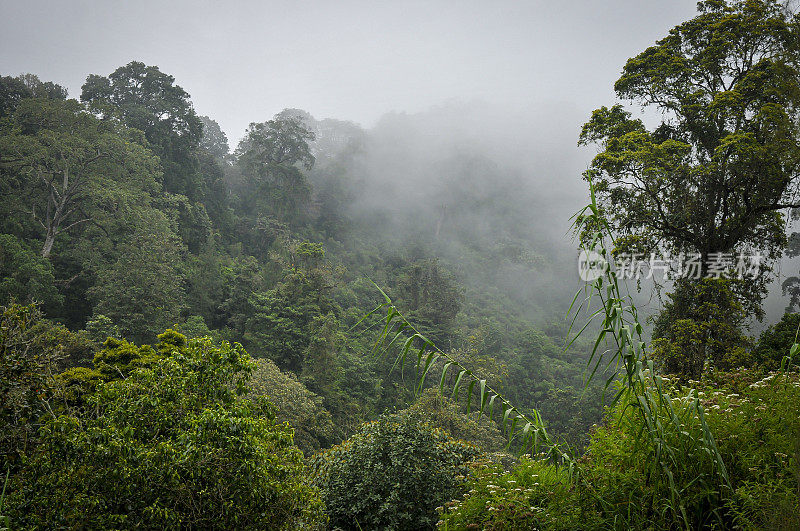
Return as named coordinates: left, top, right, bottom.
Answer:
left=1, top=1, right=799, bottom=529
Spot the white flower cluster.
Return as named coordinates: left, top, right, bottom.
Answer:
left=749, top=373, right=776, bottom=389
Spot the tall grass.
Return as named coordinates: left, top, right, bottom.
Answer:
left=568, top=182, right=730, bottom=526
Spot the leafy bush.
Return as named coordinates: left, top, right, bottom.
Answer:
left=54, top=334, right=166, bottom=411
left=438, top=456, right=602, bottom=530
left=442, top=385, right=730, bottom=529
left=576, top=392, right=725, bottom=528
left=697, top=369, right=800, bottom=529
left=247, top=357, right=335, bottom=455
left=6, top=331, right=325, bottom=529
left=752, top=312, right=800, bottom=370
left=310, top=414, right=480, bottom=530
left=0, top=304, right=64, bottom=469
left=400, top=389, right=506, bottom=453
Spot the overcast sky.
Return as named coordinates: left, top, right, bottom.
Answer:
left=1, top=0, right=698, bottom=143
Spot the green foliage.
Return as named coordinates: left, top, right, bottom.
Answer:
left=196, top=148, right=232, bottom=230
left=0, top=233, right=62, bottom=310
left=580, top=0, right=800, bottom=266
left=81, top=61, right=204, bottom=200
left=311, top=414, right=480, bottom=530
left=199, top=115, right=230, bottom=161
left=217, top=254, right=266, bottom=334
left=652, top=278, right=752, bottom=378
left=157, top=192, right=213, bottom=253
left=54, top=365, right=103, bottom=410
left=371, top=287, right=565, bottom=463
left=6, top=331, right=324, bottom=529
left=400, top=389, right=506, bottom=453
left=56, top=329, right=181, bottom=410
left=579, top=0, right=800, bottom=378
left=0, top=304, right=61, bottom=469
left=0, top=469, right=8, bottom=531
left=496, top=325, right=607, bottom=448
left=580, top=384, right=730, bottom=527
left=247, top=358, right=335, bottom=455
left=570, top=180, right=731, bottom=528
left=84, top=313, right=120, bottom=343
left=573, top=370, right=800, bottom=529
left=177, top=314, right=217, bottom=340
left=439, top=369, right=799, bottom=530
left=92, top=336, right=162, bottom=380
left=0, top=303, right=93, bottom=465
left=698, top=369, right=800, bottom=529
left=0, top=75, right=31, bottom=119
left=1, top=64, right=598, bottom=473
left=236, top=114, right=315, bottom=225
left=0, top=97, right=161, bottom=259
left=26, top=316, right=94, bottom=369
left=752, top=312, right=800, bottom=371
left=393, top=258, right=463, bottom=345
left=438, top=457, right=601, bottom=530
left=378, top=171, right=742, bottom=529
left=14, top=73, right=67, bottom=101
left=11, top=49, right=800, bottom=530
left=245, top=269, right=337, bottom=372
left=302, top=313, right=342, bottom=388
left=88, top=209, right=187, bottom=343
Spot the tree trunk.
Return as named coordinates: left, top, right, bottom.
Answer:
left=41, top=228, right=55, bottom=258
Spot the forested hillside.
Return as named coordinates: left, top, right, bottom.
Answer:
left=0, top=62, right=606, bottom=449
left=1, top=1, right=799, bottom=529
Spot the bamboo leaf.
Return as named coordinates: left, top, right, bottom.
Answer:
left=478, top=379, right=487, bottom=416
left=502, top=406, right=514, bottom=432
left=439, top=362, right=452, bottom=394
left=466, top=380, right=475, bottom=414
left=452, top=370, right=466, bottom=401
left=418, top=352, right=437, bottom=392
left=488, top=394, right=498, bottom=421
left=389, top=335, right=417, bottom=377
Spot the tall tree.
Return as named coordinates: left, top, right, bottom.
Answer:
left=236, top=113, right=315, bottom=225
left=244, top=242, right=336, bottom=372
left=80, top=62, right=203, bottom=199
left=88, top=209, right=186, bottom=344
left=579, top=0, right=800, bottom=377
left=0, top=98, right=160, bottom=258
left=0, top=75, right=31, bottom=119
left=198, top=115, right=230, bottom=161
left=15, top=73, right=68, bottom=101
left=394, top=258, right=462, bottom=345
left=196, top=116, right=233, bottom=231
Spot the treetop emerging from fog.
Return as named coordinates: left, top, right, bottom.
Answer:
left=580, top=0, right=800, bottom=291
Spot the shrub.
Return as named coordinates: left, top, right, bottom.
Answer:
left=54, top=334, right=167, bottom=411
left=6, top=332, right=325, bottom=529
left=752, top=312, right=800, bottom=371
left=437, top=368, right=799, bottom=530
left=697, top=369, right=800, bottom=529
left=437, top=457, right=601, bottom=530
left=247, top=357, right=335, bottom=455
left=0, top=304, right=61, bottom=470
left=399, top=388, right=506, bottom=453
left=310, top=414, right=480, bottom=530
